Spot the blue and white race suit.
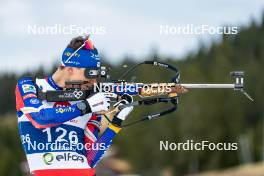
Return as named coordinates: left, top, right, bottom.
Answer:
left=15, top=76, right=121, bottom=176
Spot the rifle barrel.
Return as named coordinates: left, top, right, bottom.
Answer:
left=180, top=84, right=235, bottom=89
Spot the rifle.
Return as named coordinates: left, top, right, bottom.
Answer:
left=37, top=61, right=253, bottom=127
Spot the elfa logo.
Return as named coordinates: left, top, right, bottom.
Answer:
left=42, top=153, right=84, bottom=165
left=43, top=153, right=54, bottom=165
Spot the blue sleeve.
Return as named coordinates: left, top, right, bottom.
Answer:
left=87, top=124, right=121, bottom=167
left=15, top=77, right=82, bottom=128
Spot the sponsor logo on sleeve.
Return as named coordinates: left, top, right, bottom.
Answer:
left=55, top=107, right=76, bottom=114
left=22, top=84, right=36, bottom=93
left=29, top=98, right=40, bottom=104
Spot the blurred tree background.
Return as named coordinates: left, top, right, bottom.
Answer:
left=0, top=16, right=263, bottom=176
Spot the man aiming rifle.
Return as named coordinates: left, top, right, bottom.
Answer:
left=15, top=36, right=134, bottom=176
left=15, top=35, right=250, bottom=176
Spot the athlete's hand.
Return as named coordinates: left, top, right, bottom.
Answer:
left=112, top=94, right=133, bottom=126
left=86, top=93, right=110, bottom=113
left=77, top=93, right=110, bottom=114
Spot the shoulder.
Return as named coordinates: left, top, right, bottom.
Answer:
left=17, top=76, right=35, bottom=85
left=15, top=77, right=39, bottom=110
left=16, top=76, right=37, bottom=94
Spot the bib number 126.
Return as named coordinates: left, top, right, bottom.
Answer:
left=42, top=127, right=78, bottom=144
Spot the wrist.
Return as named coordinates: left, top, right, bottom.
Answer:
left=76, top=100, right=91, bottom=115
left=112, top=115, right=123, bottom=127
